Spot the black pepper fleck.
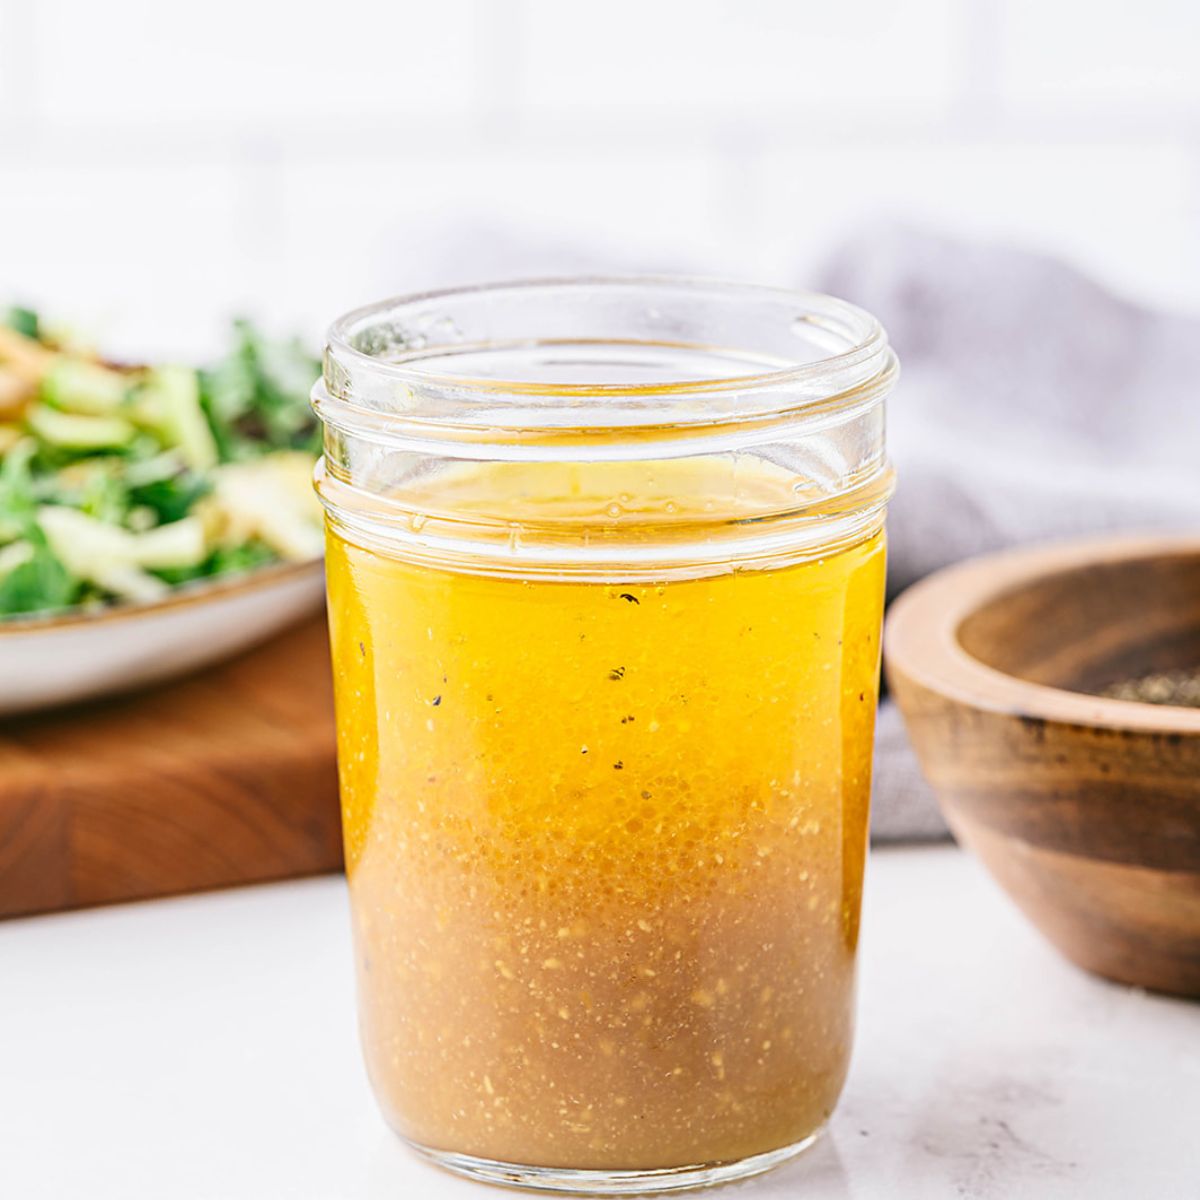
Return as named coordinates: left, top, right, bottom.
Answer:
left=609, top=666, right=626, bottom=681
left=431, top=695, right=442, bottom=707
left=358, top=641, right=366, bottom=657
left=613, top=761, right=624, bottom=770
left=619, top=593, right=640, bottom=604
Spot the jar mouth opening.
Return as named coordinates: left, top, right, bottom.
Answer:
left=326, top=275, right=890, bottom=401
left=315, top=278, right=896, bottom=574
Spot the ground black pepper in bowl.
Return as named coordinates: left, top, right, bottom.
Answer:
left=1101, top=667, right=1200, bottom=708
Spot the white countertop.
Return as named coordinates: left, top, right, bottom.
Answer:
left=2, top=846, right=1197, bottom=1200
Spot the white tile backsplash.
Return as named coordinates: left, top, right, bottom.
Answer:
left=516, top=0, right=960, bottom=121
left=0, top=159, right=246, bottom=357
left=2, top=0, right=1200, bottom=328
left=272, top=144, right=735, bottom=326
left=998, top=0, right=1200, bottom=113
left=754, top=140, right=1200, bottom=311
left=0, top=0, right=35, bottom=126
left=27, top=0, right=480, bottom=128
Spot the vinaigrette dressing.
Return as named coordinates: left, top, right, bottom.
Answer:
left=326, top=459, right=886, bottom=1170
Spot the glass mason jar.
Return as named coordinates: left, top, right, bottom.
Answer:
left=313, top=279, right=896, bottom=1194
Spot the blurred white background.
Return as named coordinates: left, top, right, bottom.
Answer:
left=2, top=0, right=1198, bottom=354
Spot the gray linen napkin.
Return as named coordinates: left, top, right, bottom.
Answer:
left=820, top=228, right=1200, bottom=840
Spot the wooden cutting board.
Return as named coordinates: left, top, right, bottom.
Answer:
left=0, top=615, right=342, bottom=920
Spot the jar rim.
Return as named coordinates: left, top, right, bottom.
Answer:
left=325, top=275, right=891, bottom=401
left=315, top=277, right=896, bottom=577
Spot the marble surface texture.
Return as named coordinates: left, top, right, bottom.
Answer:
left=2, top=846, right=1196, bottom=1199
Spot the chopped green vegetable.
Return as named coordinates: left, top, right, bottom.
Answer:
left=127, top=461, right=211, bottom=525
left=37, top=505, right=207, bottom=602
left=0, top=540, right=34, bottom=576
left=136, top=365, right=218, bottom=471
left=0, top=436, right=37, bottom=543
left=0, top=315, right=323, bottom=619
left=0, top=527, right=78, bottom=615
left=150, top=539, right=276, bottom=586
left=26, top=405, right=136, bottom=451
left=205, top=451, right=323, bottom=561
left=70, top=460, right=132, bottom=525
left=132, top=516, right=208, bottom=568
left=4, top=306, right=40, bottom=340
left=41, top=359, right=128, bottom=415
left=199, top=319, right=320, bottom=461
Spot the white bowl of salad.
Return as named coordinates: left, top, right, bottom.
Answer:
left=0, top=308, right=326, bottom=716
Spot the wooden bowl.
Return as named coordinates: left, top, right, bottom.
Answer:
left=884, top=535, right=1200, bottom=997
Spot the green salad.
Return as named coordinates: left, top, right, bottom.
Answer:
left=0, top=308, right=324, bottom=619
